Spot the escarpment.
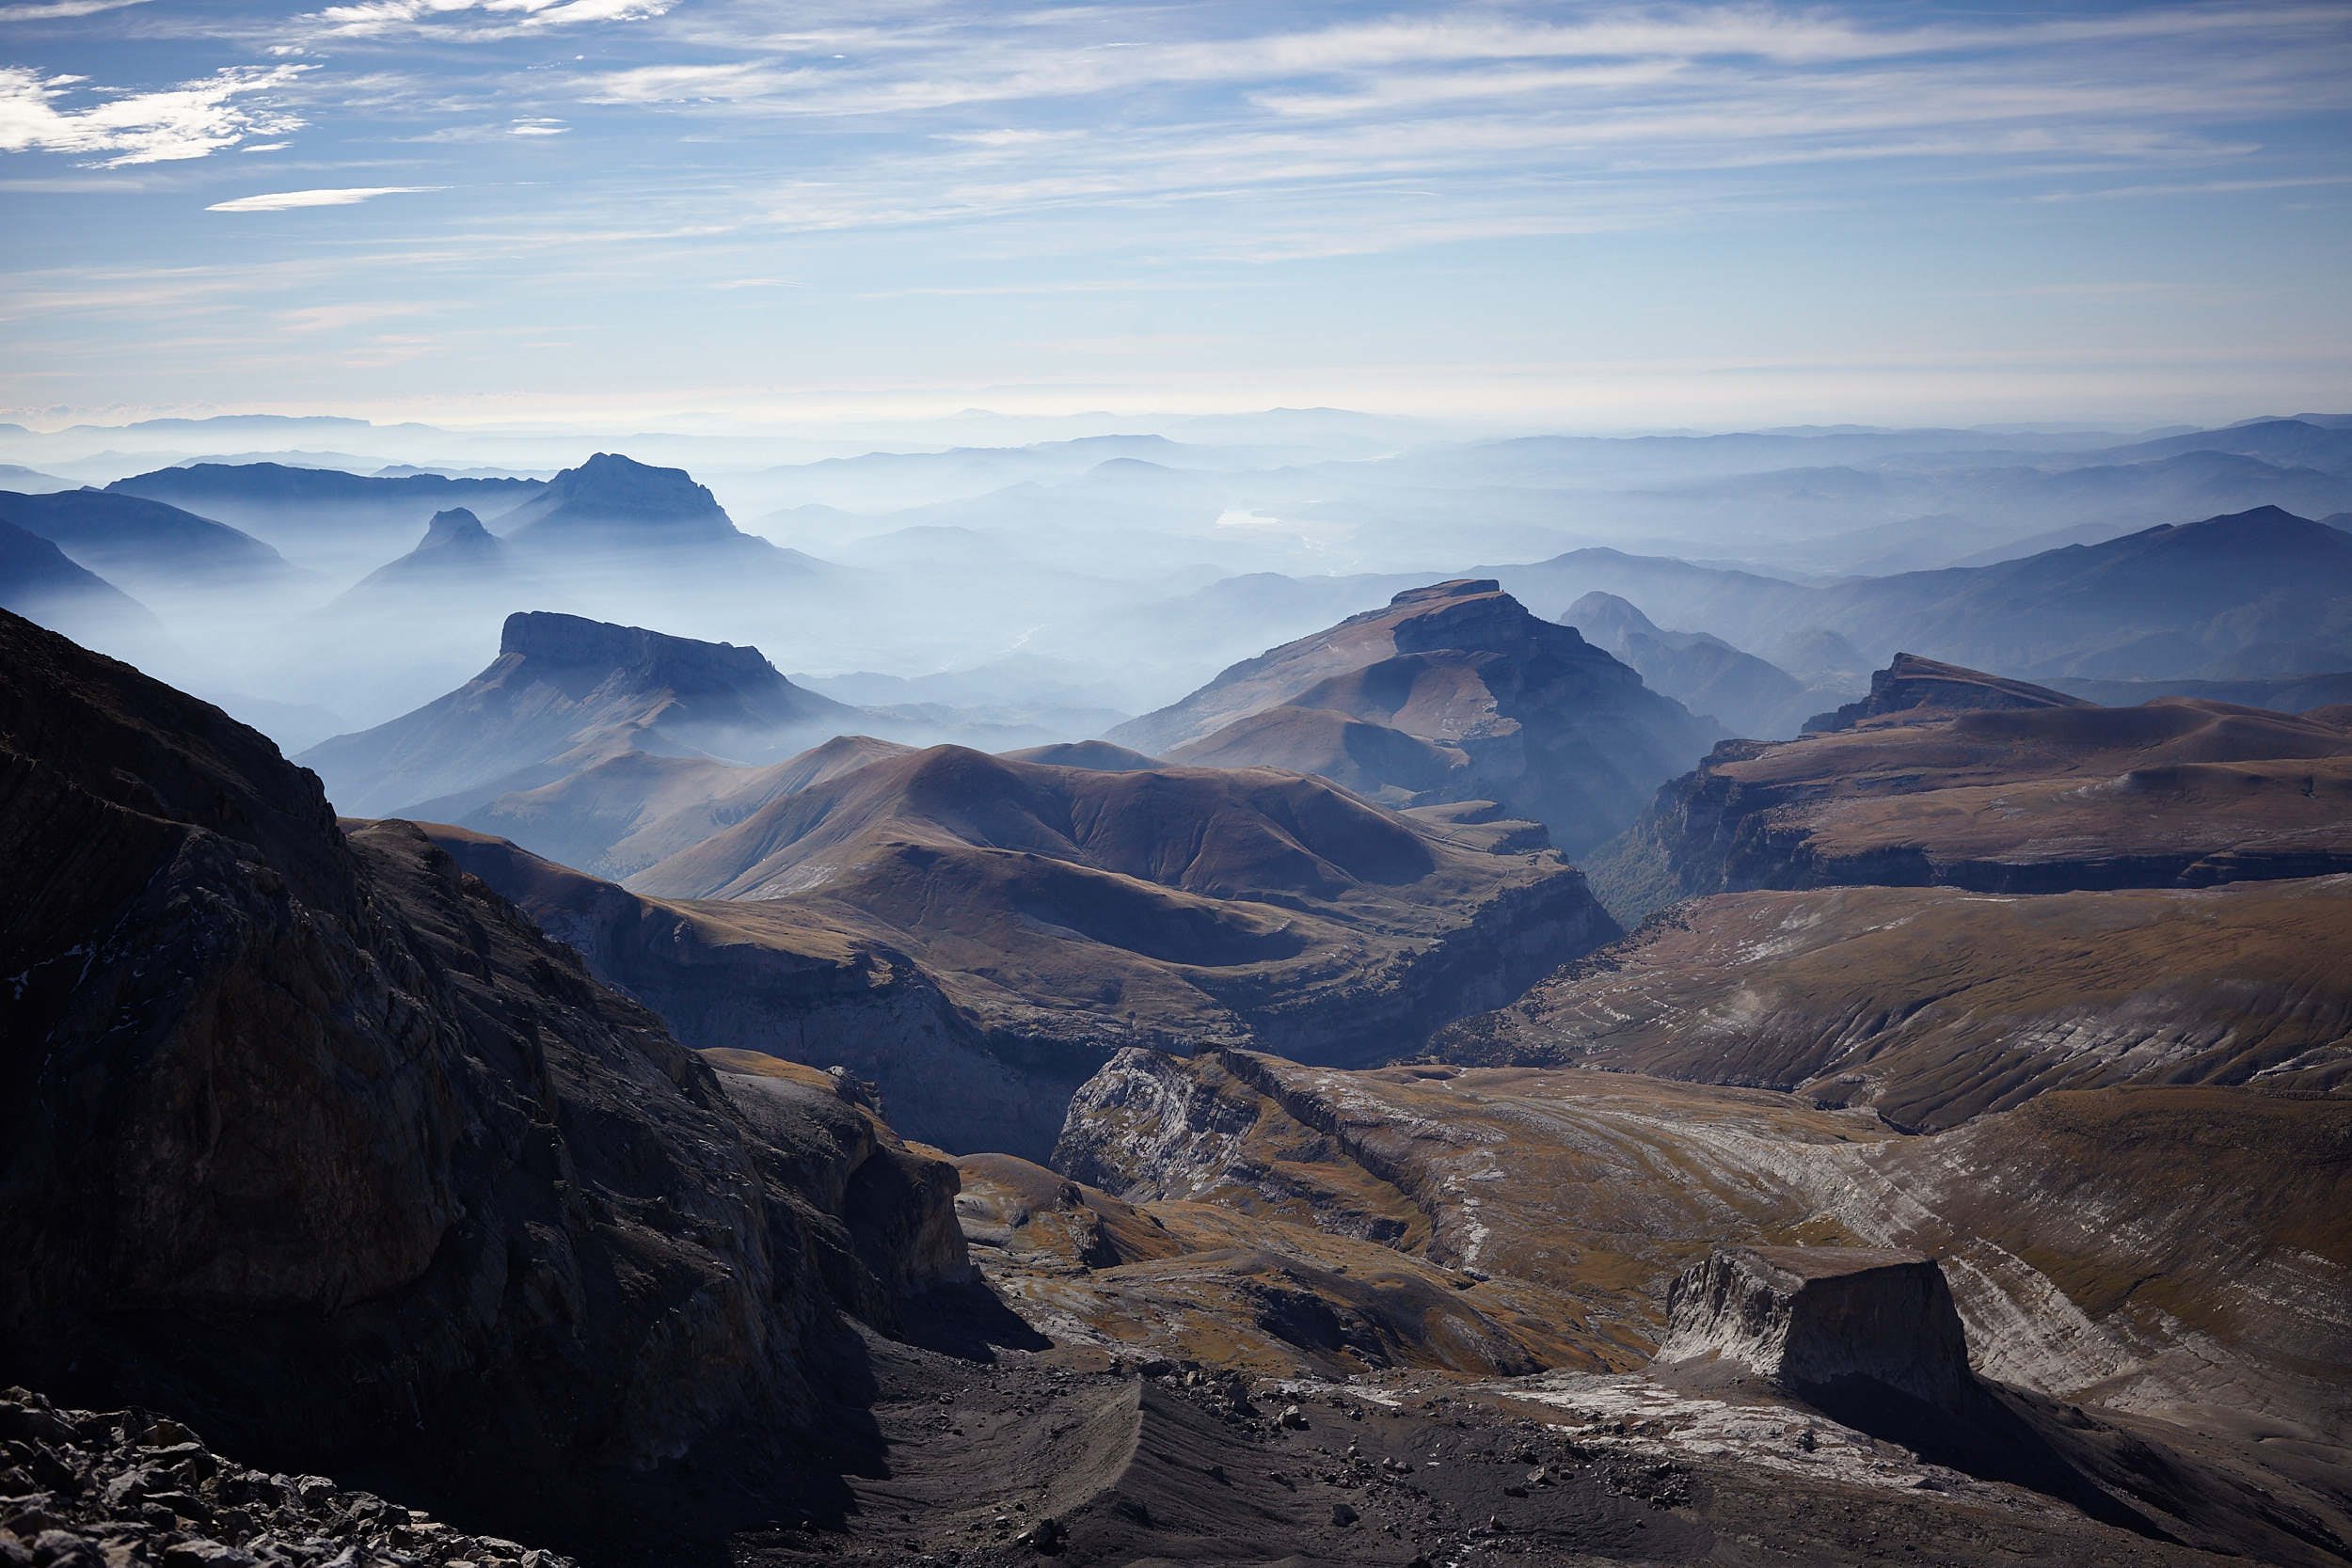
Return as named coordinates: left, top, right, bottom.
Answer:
left=1614, top=661, right=2352, bottom=906
left=0, top=608, right=971, bottom=1548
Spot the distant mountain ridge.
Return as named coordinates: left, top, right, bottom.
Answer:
left=0, top=517, right=161, bottom=652
left=0, top=487, right=297, bottom=598
left=1564, top=590, right=1831, bottom=738
left=299, top=610, right=863, bottom=817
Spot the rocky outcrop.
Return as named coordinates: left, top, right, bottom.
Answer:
left=0, top=1386, right=575, bottom=1568
left=0, top=609, right=973, bottom=1547
left=1655, top=1246, right=1972, bottom=1403
left=1804, top=652, right=2089, bottom=733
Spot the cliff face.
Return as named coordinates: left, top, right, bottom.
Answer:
left=1656, top=1245, right=1973, bottom=1404
left=0, top=609, right=970, bottom=1541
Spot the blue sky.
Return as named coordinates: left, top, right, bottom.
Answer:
left=3, top=0, right=2349, bottom=430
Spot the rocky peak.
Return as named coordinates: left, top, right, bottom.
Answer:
left=1655, top=1244, right=1973, bottom=1404
left=416, top=506, right=492, bottom=551
left=1388, top=579, right=1586, bottom=657
left=1804, top=653, right=2089, bottom=734
left=543, top=452, right=722, bottom=521
left=497, top=610, right=779, bottom=690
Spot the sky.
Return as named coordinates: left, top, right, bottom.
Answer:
left=3, top=0, right=2350, bottom=432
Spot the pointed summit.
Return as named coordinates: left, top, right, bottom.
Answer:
left=416, top=506, right=495, bottom=553
left=342, top=504, right=527, bottom=605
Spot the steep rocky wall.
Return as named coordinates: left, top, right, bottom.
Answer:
left=1655, top=1245, right=1973, bottom=1403
left=0, top=610, right=973, bottom=1544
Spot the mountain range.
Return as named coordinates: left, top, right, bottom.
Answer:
left=0, top=486, right=299, bottom=602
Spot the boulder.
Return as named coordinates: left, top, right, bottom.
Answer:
left=1654, top=1245, right=1972, bottom=1404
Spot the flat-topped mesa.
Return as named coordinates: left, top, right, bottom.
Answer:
left=1655, top=1244, right=1973, bottom=1405
left=1386, top=578, right=1576, bottom=655
left=1804, top=653, right=2089, bottom=734
left=498, top=609, right=776, bottom=686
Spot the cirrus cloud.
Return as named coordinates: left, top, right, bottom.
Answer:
left=206, top=183, right=439, bottom=211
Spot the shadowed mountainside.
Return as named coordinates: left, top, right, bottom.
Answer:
left=0, top=516, right=161, bottom=655
left=0, top=487, right=300, bottom=600
left=0, top=607, right=976, bottom=1554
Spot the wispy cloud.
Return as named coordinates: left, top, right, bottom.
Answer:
left=0, top=0, right=149, bottom=20
left=206, top=183, right=439, bottom=211
left=0, top=62, right=309, bottom=165
left=294, top=0, right=674, bottom=41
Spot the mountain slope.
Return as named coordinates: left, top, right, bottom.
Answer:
left=461, top=732, right=915, bottom=879
left=299, top=610, right=865, bottom=817
left=497, top=452, right=819, bottom=572
left=1056, top=1050, right=2352, bottom=1456
left=0, top=516, right=163, bottom=654
left=449, top=743, right=1619, bottom=1155
left=1439, top=878, right=2352, bottom=1130
left=343, top=505, right=521, bottom=594
left=0, top=607, right=972, bottom=1551
left=1119, top=579, right=1721, bottom=853
left=1803, top=650, right=2090, bottom=732
left=1826, top=506, right=2352, bottom=679
left=0, top=487, right=297, bottom=598
left=1564, top=589, right=1824, bottom=737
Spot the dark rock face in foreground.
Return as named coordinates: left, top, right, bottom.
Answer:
left=0, top=1386, right=575, bottom=1568
left=1657, top=1245, right=1973, bottom=1403
left=0, top=608, right=970, bottom=1543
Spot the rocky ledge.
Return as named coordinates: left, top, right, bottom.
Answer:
left=0, top=1386, right=570, bottom=1568
left=1655, top=1245, right=1973, bottom=1404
